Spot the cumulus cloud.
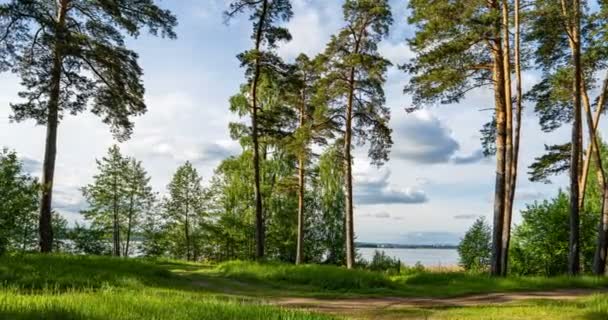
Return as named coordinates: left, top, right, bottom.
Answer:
left=393, top=110, right=485, bottom=165
left=53, top=187, right=87, bottom=215
left=354, top=167, right=428, bottom=205
left=277, top=0, right=341, bottom=60
left=137, top=135, right=239, bottom=165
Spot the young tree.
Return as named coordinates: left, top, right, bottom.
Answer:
left=225, top=0, right=293, bottom=260
left=0, top=0, right=176, bottom=253
left=164, top=162, right=207, bottom=261
left=405, top=0, right=509, bottom=275
left=0, top=148, right=39, bottom=254
left=122, top=159, right=154, bottom=257
left=458, top=217, right=492, bottom=272
left=322, top=0, right=393, bottom=269
left=81, top=145, right=129, bottom=256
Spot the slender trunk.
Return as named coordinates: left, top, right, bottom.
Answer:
left=251, top=0, right=269, bottom=260
left=500, top=0, right=514, bottom=276
left=568, top=0, right=582, bottom=275
left=124, top=193, right=135, bottom=257
left=39, top=0, right=68, bottom=253
left=580, top=72, right=608, bottom=206
left=582, top=82, right=608, bottom=275
left=344, top=29, right=362, bottom=268
left=344, top=69, right=355, bottom=269
left=112, top=172, right=120, bottom=257
left=504, top=0, right=524, bottom=277
left=185, top=193, right=191, bottom=261
left=490, top=38, right=507, bottom=277
left=295, top=87, right=306, bottom=265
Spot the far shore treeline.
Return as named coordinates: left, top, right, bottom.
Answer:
left=1, top=0, right=608, bottom=277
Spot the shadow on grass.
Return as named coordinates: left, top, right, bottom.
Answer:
left=0, top=309, right=99, bottom=320
left=0, top=254, right=202, bottom=294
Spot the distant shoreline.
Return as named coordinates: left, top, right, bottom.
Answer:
left=356, top=243, right=458, bottom=249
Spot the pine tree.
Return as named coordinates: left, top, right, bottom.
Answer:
left=321, top=0, right=393, bottom=268
left=406, top=0, right=512, bottom=276
left=122, top=159, right=154, bottom=257
left=225, top=0, right=293, bottom=260
left=0, top=0, right=176, bottom=253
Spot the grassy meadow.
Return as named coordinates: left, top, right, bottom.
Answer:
left=0, top=254, right=607, bottom=319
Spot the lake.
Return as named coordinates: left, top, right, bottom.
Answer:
left=358, top=247, right=460, bottom=267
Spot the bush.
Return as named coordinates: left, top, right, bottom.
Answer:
left=510, top=191, right=597, bottom=276
left=366, top=250, right=401, bottom=274
left=458, top=217, right=491, bottom=272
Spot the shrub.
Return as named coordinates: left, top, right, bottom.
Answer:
left=457, top=217, right=491, bottom=272
left=510, top=191, right=597, bottom=276
left=366, top=250, right=401, bottom=274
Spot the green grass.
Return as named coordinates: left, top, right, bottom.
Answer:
left=1, top=254, right=608, bottom=319
left=0, top=254, right=335, bottom=320
left=357, top=295, right=608, bottom=319
left=210, top=260, right=608, bottom=298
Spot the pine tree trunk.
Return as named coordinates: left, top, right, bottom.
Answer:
left=490, top=37, right=507, bottom=277
left=500, top=0, right=514, bottom=276
left=39, top=0, right=69, bottom=253
left=296, top=93, right=306, bottom=265
left=185, top=194, right=191, bottom=261
left=251, top=0, right=269, bottom=261
left=503, top=0, right=524, bottom=277
left=581, top=81, right=608, bottom=275
left=567, top=0, right=582, bottom=276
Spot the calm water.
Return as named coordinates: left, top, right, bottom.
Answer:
left=358, top=248, right=460, bottom=267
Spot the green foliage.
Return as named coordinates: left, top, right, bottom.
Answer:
left=364, top=250, right=402, bottom=274
left=405, top=0, right=499, bottom=108
left=69, top=224, right=110, bottom=256
left=510, top=191, right=598, bottom=276
left=0, top=148, right=39, bottom=254
left=164, top=162, right=208, bottom=261
left=0, top=1, right=177, bottom=140
left=82, top=145, right=155, bottom=257
left=322, top=0, right=393, bottom=165
left=458, top=217, right=492, bottom=272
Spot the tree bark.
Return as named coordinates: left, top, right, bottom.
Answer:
left=567, top=0, right=582, bottom=276
left=490, top=37, right=507, bottom=277
left=500, top=0, right=514, bottom=276
left=251, top=0, right=269, bottom=261
left=295, top=86, right=306, bottom=265
left=39, top=0, right=69, bottom=253
left=581, top=81, right=608, bottom=275
left=112, top=171, right=121, bottom=257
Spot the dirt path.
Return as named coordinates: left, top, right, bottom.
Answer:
left=274, top=288, right=607, bottom=313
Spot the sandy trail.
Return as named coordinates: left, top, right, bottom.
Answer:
left=274, top=288, right=607, bottom=313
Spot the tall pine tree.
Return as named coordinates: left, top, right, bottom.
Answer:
left=0, top=0, right=176, bottom=252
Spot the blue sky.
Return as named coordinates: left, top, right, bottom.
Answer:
left=0, top=0, right=585, bottom=244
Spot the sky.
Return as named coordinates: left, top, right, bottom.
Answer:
left=0, top=0, right=595, bottom=245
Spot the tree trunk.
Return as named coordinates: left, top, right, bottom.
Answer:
left=490, top=36, right=507, bottom=277
left=39, top=0, right=69, bottom=253
left=123, top=193, right=135, bottom=257
left=581, top=81, right=608, bottom=275
left=185, top=193, right=191, bottom=261
left=251, top=0, right=269, bottom=261
left=344, top=71, right=355, bottom=269
left=567, top=0, right=582, bottom=276
left=296, top=90, right=306, bottom=265
left=500, top=0, right=514, bottom=276
left=579, top=72, right=608, bottom=205
left=112, top=172, right=121, bottom=257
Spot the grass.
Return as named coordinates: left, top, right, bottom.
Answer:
left=1, top=254, right=608, bottom=319
left=354, top=295, right=608, bottom=319
left=0, top=254, right=335, bottom=320
left=210, top=260, right=608, bottom=298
